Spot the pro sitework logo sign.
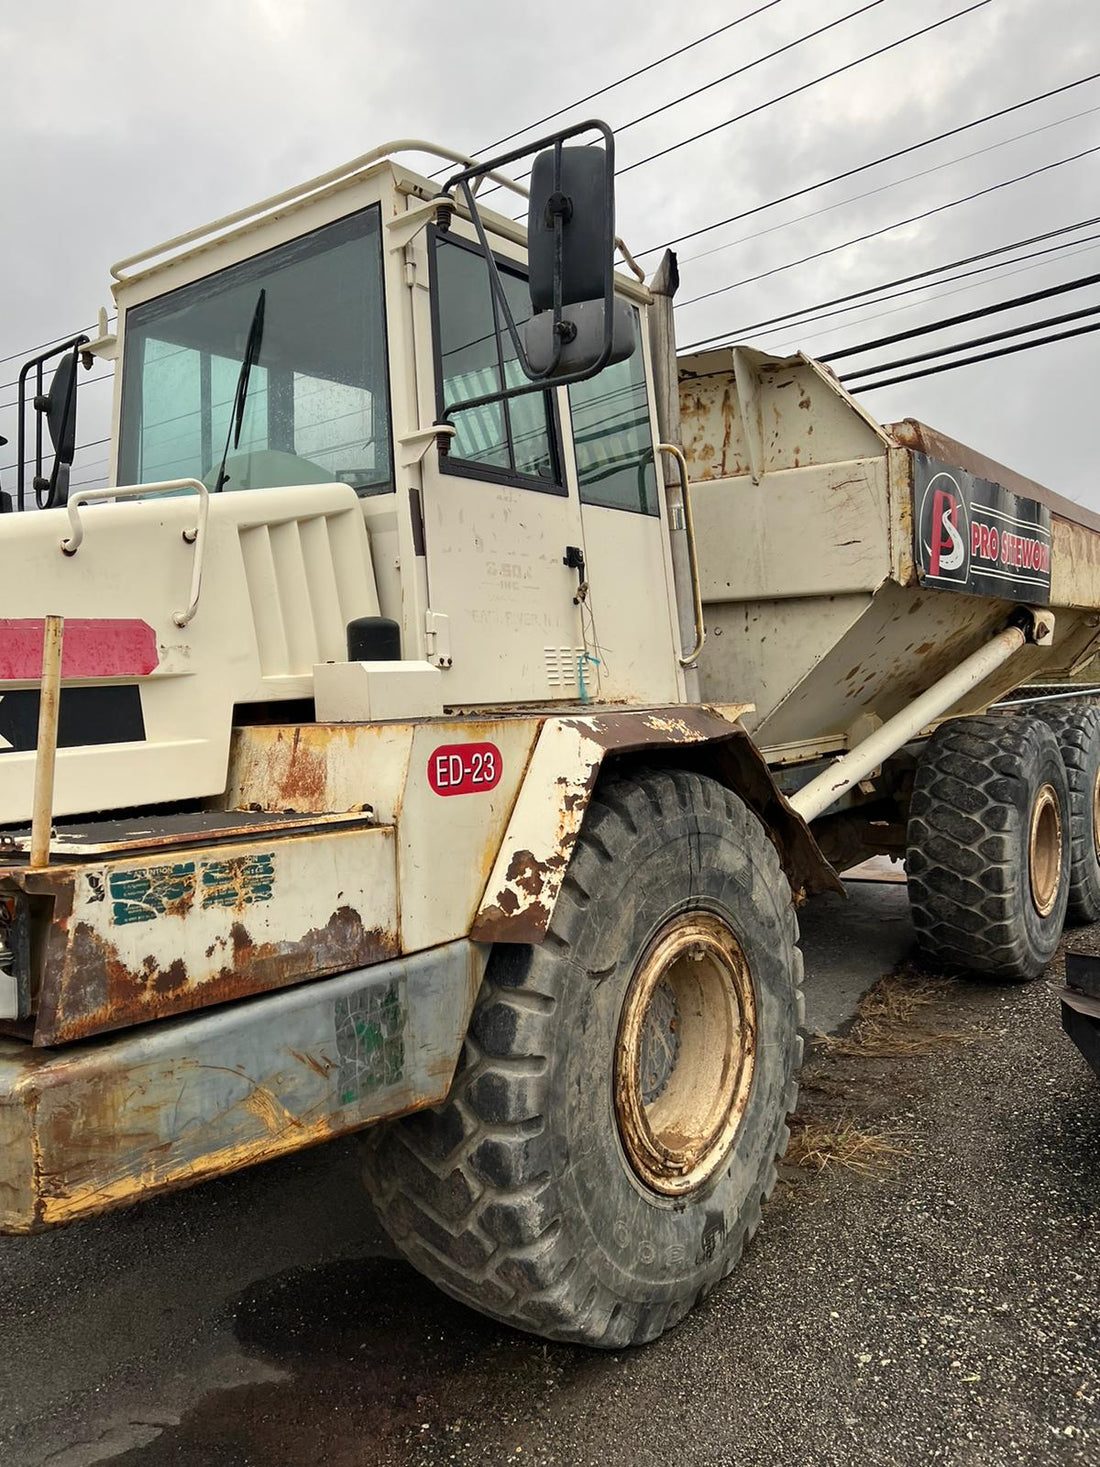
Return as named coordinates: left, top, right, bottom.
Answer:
left=914, top=452, right=1051, bottom=604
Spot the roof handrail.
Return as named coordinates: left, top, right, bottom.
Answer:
left=109, top=140, right=531, bottom=283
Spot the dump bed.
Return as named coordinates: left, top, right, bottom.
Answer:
left=677, top=345, right=1100, bottom=764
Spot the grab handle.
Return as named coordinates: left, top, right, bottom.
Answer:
left=60, top=479, right=209, bottom=628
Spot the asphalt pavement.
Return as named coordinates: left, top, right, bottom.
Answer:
left=2, top=879, right=1098, bottom=1467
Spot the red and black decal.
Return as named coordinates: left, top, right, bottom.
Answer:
left=913, top=453, right=1051, bottom=604
left=0, top=685, right=145, bottom=754
left=428, top=742, right=502, bottom=796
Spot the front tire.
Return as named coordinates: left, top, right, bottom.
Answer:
left=362, top=768, right=803, bottom=1348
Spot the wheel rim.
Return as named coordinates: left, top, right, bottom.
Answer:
left=1092, top=764, right=1100, bottom=864
left=614, top=912, right=757, bottom=1197
left=1029, top=782, right=1063, bottom=918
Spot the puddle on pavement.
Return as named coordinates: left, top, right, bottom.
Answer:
left=109, top=1255, right=601, bottom=1466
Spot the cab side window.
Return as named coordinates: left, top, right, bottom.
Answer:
left=432, top=232, right=563, bottom=493
left=569, top=309, right=658, bottom=515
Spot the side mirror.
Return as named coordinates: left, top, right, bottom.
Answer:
left=523, top=138, right=634, bottom=379
left=527, top=146, right=614, bottom=312
left=437, top=120, right=633, bottom=424
left=43, top=351, right=79, bottom=464
left=525, top=298, right=635, bottom=378
left=33, top=349, right=80, bottom=507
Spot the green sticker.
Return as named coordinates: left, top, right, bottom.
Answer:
left=109, top=863, right=196, bottom=925
left=334, top=979, right=407, bottom=1103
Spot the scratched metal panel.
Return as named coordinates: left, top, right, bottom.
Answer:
left=25, top=825, right=398, bottom=1045
left=0, top=939, right=485, bottom=1233
left=690, top=456, right=890, bottom=603
left=753, top=581, right=1100, bottom=752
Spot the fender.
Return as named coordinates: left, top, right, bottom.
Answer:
left=472, top=704, right=841, bottom=945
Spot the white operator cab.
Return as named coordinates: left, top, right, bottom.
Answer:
left=108, top=151, right=685, bottom=724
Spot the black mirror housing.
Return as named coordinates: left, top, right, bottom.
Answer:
left=45, top=351, right=79, bottom=464
left=524, top=298, right=635, bottom=379
left=527, top=146, right=614, bottom=312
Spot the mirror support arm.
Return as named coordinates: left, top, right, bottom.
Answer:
left=15, top=334, right=90, bottom=512
left=435, top=119, right=619, bottom=427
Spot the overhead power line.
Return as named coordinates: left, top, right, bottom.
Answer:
left=681, top=214, right=1100, bottom=347
left=615, top=0, right=888, bottom=145
left=676, top=143, right=1100, bottom=310
left=486, top=0, right=899, bottom=206
left=820, top=270, right=1100, bottom=361
left=438, top=0, right=791, bottom=173
left=765, top=235, right=1100, bottom=354
left=0, top=325, right=96, bottom=371
left=847, top=316, right=1100, bottom=391
left=674, top=103, right=1100, bottom=273
left=751, top=231, right=1100, bottom=345
left=616, top=0, right=993, bottom=178
left=0, top=436, right=111, bottom=477
left=842, top=300, right=1100, bottom=380
left=0, top=368, right=113, bottom=413
left=637, top=70, right=1100, bottom=259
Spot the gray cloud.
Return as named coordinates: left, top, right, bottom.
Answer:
left=1, top=0, right=1097, bottom=500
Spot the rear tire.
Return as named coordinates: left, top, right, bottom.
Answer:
left=361, top=768, right=803, bottom=1348
left=906, top=714, right=1069, bottom=981
left=1038, top=704, right=1100, bottom=924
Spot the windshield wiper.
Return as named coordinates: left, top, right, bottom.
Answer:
left=213, top=288, right=266, bottom=493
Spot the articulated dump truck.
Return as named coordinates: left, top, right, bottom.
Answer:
left=3, top=124, right=1100, bottom=1348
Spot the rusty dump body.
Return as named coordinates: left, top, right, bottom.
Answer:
left=3, top=328, right=1100, bottom=1234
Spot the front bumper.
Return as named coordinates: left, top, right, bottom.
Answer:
left=1061, top=951, right=1100, bottom=1080
left=0, top=939, right=484, bottom=1233
left=1062, top=986, right=1100, bottom=1079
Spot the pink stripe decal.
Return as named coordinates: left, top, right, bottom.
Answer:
left=0, top=619, right=159, bottom=680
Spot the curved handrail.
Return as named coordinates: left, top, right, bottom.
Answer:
left=110, top=141, right=532, bottom=282
left=657, top=443, right=705, bottom=668
left=60, top=479, right=209, bottom=628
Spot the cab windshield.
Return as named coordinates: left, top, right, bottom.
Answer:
left=117, top=205, right=393, bottom=494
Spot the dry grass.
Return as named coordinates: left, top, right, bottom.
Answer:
left=786, top=1116, right=911, bottom=1177
left=814, top=969, right=971, bottom=1058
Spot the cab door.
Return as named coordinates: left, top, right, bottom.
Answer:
left=417, top=228, right=587, bottom=706
left=565, top=308, right=682, bottom=705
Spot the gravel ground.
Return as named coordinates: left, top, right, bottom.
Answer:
left=2, top=892, right=1098, bottom=1466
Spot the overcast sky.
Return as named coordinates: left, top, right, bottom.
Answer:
left=1, top=0, right=1097, bottom=502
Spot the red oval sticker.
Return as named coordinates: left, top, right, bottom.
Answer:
left=428, top=742, right=502, bottom=796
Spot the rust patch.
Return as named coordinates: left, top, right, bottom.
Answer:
left=33, top=905, right=397, bottom=1047
left=560, top=704, right=745, bottom=752
left=276, top=727, right=332, bottom=812
left=474, top=898, right=552, bottom=946
left=503, top=849, right=546, bottom=901
left=153, top=959, right=187, bottom=995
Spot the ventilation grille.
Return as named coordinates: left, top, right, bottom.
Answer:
left=544, top=646, right=584, bottom=688
left=239, top=512, right=368, bottom=678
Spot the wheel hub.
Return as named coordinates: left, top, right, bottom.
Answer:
left=615, top=912, right=757, bottom=1197
left=1029, top=782, right=1063, bottom=918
